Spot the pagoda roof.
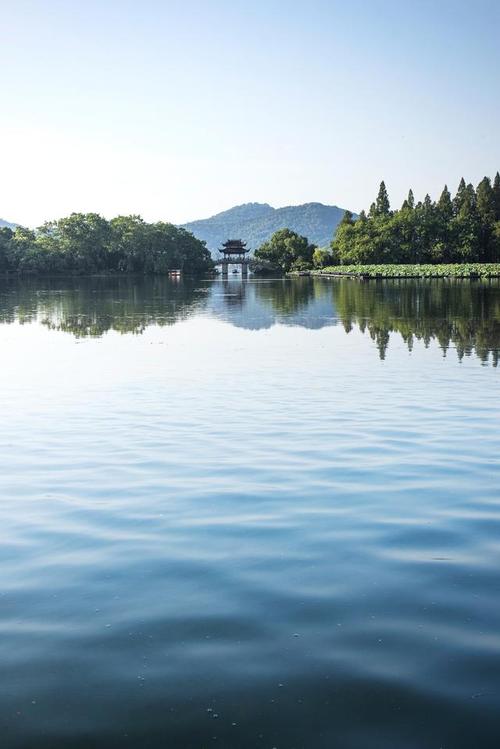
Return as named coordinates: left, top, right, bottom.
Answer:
left=220, top=238, right=249, bottom=253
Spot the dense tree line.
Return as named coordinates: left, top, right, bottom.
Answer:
left=0, top=213, right=214, bottom=275
left=329, top=174, right=500, bottom=265
left=253, top=174, right=500, bottom=273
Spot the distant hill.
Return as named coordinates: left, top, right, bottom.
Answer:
left=0, top=218, right=17, bottom=230
left=181, top=202, right=353, bottom=254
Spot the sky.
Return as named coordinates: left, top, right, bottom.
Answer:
left=1, top=0, right=499, bottom=227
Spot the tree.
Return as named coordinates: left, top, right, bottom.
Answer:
left=312, top=247, right=333, bottom=268
left=1, top=214, right=213, bottom=275
left=437, top=185, right=453, bottom=220
left=328, top=173, right=500, bottom=266
left=434, top=186, right=453, bottom=261
left=477, top=177, right=496, bottom=224
left=451, top=184, right=481, bottom=261
left=401, top=189, right=415, bottom=211
left=0, top=227, right=13, bottom=271
left=374, top=181, right=391, bottom=216
left=339, top=209, right=355, bottom=226
left=453, top=178, right=468, bottom=216
left=331, top=211, right=358, bottom=264
left=412, top=195, right=439, bottom=262
left=109, top=215, right=146, bottom=271
left=393, top=202, right=417, bottom=262
left=254, top=229, right=315, bottom=272
left=493, top=172, right=500, bottom=221
left=490, top=221, right=500, bottom=262
left=475, top=177, right=498, bottom=259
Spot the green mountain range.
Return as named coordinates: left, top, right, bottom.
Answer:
left=0, top=219, right=17, bottom=230
left=181, top=202, right=352, bottom=254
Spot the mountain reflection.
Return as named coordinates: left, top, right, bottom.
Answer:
left=0, top=275, right=499, bottom=364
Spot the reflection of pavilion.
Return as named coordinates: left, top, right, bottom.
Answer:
left=216, top=239, right=250, bottom=278
left=221, top=276, right=247, bottom=308
left=2, top=276, right=498, bottom=364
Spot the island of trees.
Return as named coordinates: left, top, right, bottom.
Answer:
left=0, top=214, right=213, bottom=275
left=253, top=173, right=500, bottom=274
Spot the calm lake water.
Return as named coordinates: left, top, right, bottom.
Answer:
left=0, top=276, right=499, bottom=749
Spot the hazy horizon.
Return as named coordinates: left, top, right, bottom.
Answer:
left=1, top=0, right=499, bottom=227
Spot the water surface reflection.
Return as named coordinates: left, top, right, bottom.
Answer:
left=0, top=275, right=499, bottom=363
left=0, top=275, right=499, bottom=748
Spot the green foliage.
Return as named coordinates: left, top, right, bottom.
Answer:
left=0, top=213, right=213, bottom=276
left=493, top=172, right=500, bottom=220
left=374, top=181, right=391, bottom=217
left=331, top=175, right=500, bottom=265
left=476, top=177, right=496, bottom=224
left=0, top=227, right=14, bottom=271
left=315, top=263, right=500, bottom=278
left=312, top=247, right=333, bottom=268
left=254, top=228, right=316, bottom=273
left=401, top=189, right=415, bottom=211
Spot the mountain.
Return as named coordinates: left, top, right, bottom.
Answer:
left=0, top=219, right=17, bottom=230
left=181, top=202, right=353, bottom=254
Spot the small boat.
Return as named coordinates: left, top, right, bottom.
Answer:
left=232, top=268, right=239, bottom=274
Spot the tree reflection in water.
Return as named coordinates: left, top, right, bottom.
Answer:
left=0, top=275, right=498, bottom=365
left=333, top=278, right=500, bottom=364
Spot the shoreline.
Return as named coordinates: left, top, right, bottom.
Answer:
left=287, top=263, right=500, bottom=280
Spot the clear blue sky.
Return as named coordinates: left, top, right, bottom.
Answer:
left=1, top=0, right=499, bottom=226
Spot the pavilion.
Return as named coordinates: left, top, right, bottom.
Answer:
left=217, top=239, right=250, bottom=277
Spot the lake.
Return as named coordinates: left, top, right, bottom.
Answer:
left=0, top=275, right=499, bottom=749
